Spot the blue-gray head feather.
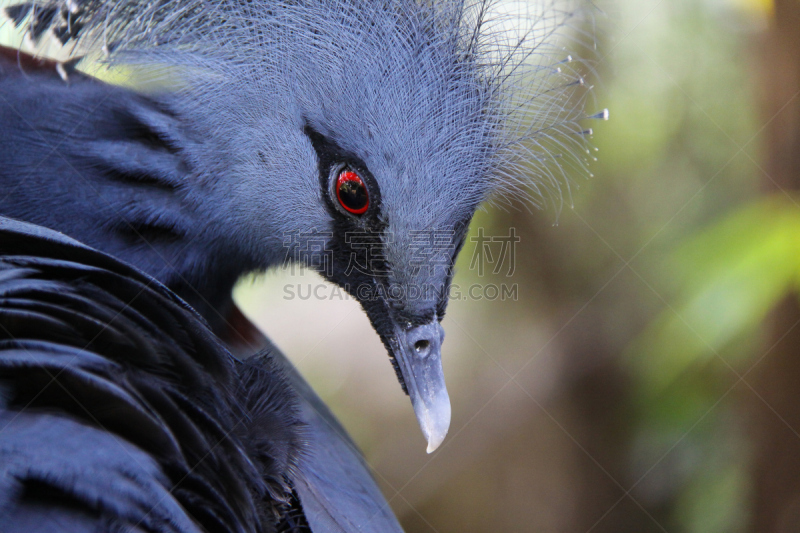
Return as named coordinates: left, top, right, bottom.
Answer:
left=17, top=0, right=598, bottom=207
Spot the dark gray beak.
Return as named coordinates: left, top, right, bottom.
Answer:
left=391, top=320, right=450, bottom=453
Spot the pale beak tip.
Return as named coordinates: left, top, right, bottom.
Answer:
left=426, top=437, right=444, bottom=454
left=420, top=400, right=450, bottom=454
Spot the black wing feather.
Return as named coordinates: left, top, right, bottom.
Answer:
left=0, top=216, right=304, bottom=532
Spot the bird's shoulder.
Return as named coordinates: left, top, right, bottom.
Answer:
left=0, top=216, right=304, bottom=532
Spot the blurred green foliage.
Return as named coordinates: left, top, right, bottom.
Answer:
left=630, top=195, right=800, bottom=397
left=627, top=195, right=800, bottom=532
left=589, top=0, right=776, bottom=531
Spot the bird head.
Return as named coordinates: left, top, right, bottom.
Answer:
left=179, top=5, right=520, bottom=452
left=2, top=0, right=603, bottom=452
left=295, top=119, right=477, bottom=453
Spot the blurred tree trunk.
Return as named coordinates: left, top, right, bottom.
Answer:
left=752, top=2, right=800, bottom=531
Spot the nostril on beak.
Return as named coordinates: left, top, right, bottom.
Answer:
left=414, top=339, right=430, bottom=356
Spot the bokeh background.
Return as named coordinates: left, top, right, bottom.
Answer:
left=4, top=0, right=800, bottom=531
left=234, top=0, right=800, bottom=531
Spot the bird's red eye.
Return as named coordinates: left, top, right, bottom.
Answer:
left=336, top=170, right=369, bottom=215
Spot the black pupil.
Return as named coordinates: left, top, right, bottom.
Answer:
left=339, top=179, right=367, bottom=211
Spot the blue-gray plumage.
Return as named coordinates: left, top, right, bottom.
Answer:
left=0, top=216, right=305, bottom=532
left=0, top=0, right=603, bottom=529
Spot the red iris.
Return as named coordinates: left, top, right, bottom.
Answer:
left=336, top=170, right=369, bottom=215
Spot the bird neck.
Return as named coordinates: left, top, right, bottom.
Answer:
left=0, top=52, right=257, bottom=332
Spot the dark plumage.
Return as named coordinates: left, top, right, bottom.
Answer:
left=0, top=216, right=304, bottom=532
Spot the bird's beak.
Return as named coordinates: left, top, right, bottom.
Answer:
left=390, top=320, right=450, bottom=453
